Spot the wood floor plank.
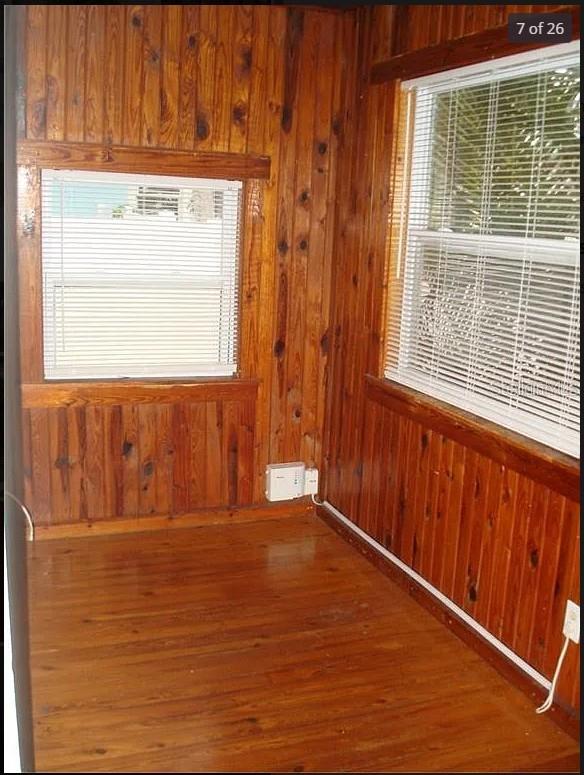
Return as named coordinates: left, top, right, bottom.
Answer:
left=27, top=514, right=579, bottom=773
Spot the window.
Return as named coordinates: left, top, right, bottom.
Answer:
left=41, top=170, right=243, bottom=379
left=385, top=43, right=580, bottom=458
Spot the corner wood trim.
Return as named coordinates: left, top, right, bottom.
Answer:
left=317, top=504, right=580, bottom=740
left=21, top=379, right=259, bottom=408
left=365, top=376, right=580, bottom=503
left=371, top=6, right=580, bottom=84
left=34, top=500, right=314, bottom=541
left=17, top=140, right=271, bottom=180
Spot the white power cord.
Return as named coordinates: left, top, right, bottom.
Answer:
left=3, top=492, right=35, bottom=542
left=535, top=635, right=570, bottom=714
left=311, top=493, right=325, bottom=507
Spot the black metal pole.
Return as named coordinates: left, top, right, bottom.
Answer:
left=4, top=5, right=36, bottom=772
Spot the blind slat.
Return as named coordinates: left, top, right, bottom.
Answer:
left=41, top=170, right=243, bottom=380
left=386, top=46, right=580, bottom=458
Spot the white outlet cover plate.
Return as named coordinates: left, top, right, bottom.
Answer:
left=563, top=600, right=580, bottom=643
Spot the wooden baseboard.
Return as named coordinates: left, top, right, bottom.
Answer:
left=316, top=505, right=580, bottom=741
left=34, top=500, right=314, bottom=541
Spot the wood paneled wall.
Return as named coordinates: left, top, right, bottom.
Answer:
left=21, top=382, right=256, bottom=524
left=17, top=1, right=580, bottom=714
left=324, top=5, right=580, bottom=713
left=360, top=383, right=580, bottom=712
left=389, top=4, right=570, bottom=55
left=18, top=5, right=353, bottom=525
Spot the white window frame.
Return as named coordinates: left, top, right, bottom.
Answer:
left=387, top=41, right=580, bottom=457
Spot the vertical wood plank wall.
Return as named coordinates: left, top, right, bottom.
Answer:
left=18, top=5, right=354, bottom=524
left=17, top=2, right=580, bottom=715
left=323, top=5, right=580, bottom=713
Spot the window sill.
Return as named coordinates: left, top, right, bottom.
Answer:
left=21, top=378, right=259, bottom=409
left=365, top=374, right=580, bottom=503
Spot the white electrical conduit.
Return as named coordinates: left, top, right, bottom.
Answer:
left=312, top=497, right=554, bottom=701
left=4, top=492, right=35, bottom=542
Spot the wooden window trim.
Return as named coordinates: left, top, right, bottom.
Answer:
left=21, top=379, right=259, bottom=409
left=374, top=27, right=581, bottom=500
left=17, top=147, right=268, bottom=385
left=365, top=375, right=580, bottom=503
left=370, top=6, right=580, bottom=85
left=17, top=165, right=43, bottom=382
left=17, top=139, right=271, bottom=180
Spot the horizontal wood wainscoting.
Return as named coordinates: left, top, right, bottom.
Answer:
left=358, top=378, right=580, bottom=715
left=21, top=381, right=258, bottom=528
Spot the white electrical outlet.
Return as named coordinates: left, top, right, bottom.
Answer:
left=563, top=600, right=580, bottom=643
left=304, top=467, right=319, bottom=496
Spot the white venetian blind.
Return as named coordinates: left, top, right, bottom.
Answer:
left=41, top=170, right=243, bottom=379
left=385, top=43, right=580, bottom=457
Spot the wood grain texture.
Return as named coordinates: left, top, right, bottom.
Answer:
left=85, top=6, right=105, bottom=143
left=103, top=6, right=125, bottom=146
left=318, top=505, right=579, bottom=740
left=177, top=5, right=199, bottom=151
left=28, top=514, right=579, bottom=772
left=371, top=5, right=580, bottom=83
left=17, top=140, right=271, bottom=180
left=160, top=5, right=182, bottom=150
left=45, top=5, right=67, bottom=142
left=23, top=394, right=258, bottom=527
left=366, top=377, right=580, bottom=503
left=325, top=7, right=395, bottom=522
left=25, top=5, right=47, bottom=140
left=33, top=500, right=313, bottom=540
left=123, top=5, right=144, bottom=146
left=18, top=2, right=580, bottom=722
left=355, top=396, right=581, bottom=714
left=21, top=380, right=259, bottom=409
left=65, top=5, right=87, bottom=143
left=18, top=6, right=351, bottom=521
left=387, top=4, right=578, bottom=57
left=17, top=166, right=43, bottom=383
left=141, top=4, right=163, bottom=148
left=323, top=5, right=581, bottom=716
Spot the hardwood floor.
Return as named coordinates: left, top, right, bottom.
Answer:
left=27, top=513, right=579, bottom=773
